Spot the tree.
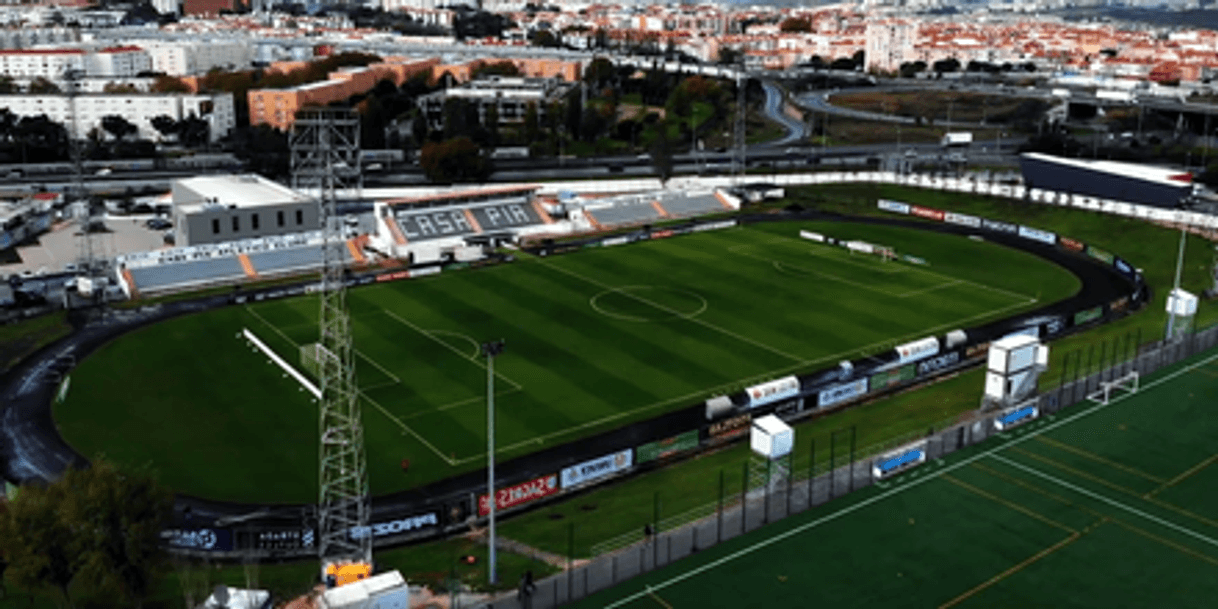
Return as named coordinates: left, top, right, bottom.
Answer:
left=532, top=29, right=558, bottom=48
left=0, top=75, right=19, bottom=94
left=27, top=77, right=60, bottom=94
left=177, top=116, right=209, bottom=148
left=779, top=17, right=812, bottom=33
left=830, top=56, right=856, bottom=71
left=102, top=83, right=139, bottom=94
left=101, top=115, right=138, bottom=141
left=472, top=60, right=520, bottom=79
left=150, top=75, right=191, bottom=94
left=583, top=57, right=615, bottom=90
left=649, top=121, right=674, bottom=184
left=419, top=137, right=491, bottom=183
left=484, top=103, right=499, bottom=149
left=717, top=46, right=741, bottom=66
left=151, top=115, right=178, bottom=140
left=523, top=101, right=540, bottom=143
left=0, top=481, right=81, bottom=607
left=933, top=57, right=961, bottom=73
left=852, top=50, right=865, bottom=68
left=62, top=459, right=174, bottom=609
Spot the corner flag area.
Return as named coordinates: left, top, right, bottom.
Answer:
left=571, top=349, right=1218, bottom=609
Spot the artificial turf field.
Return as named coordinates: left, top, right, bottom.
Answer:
left=54, top=220, right=1077, bottom=503
left=570, top=350, right=1218, bottom=609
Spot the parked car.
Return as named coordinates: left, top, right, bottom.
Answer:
left=145, top=218, right=172, bottom=230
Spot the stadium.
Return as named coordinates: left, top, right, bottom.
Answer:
left=12, top=166, right=1218, bottom=609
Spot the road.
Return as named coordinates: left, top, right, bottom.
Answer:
left=760, top=81, right=810, bottom=148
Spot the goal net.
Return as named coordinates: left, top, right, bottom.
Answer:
left=1086, top=371, right=1139, bottom=406
left=300, top=342, right=338, bottom=379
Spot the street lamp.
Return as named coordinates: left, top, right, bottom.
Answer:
left=481, top=339, right=506, bottom=585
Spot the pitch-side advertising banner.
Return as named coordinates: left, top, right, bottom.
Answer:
left=877, top=199, right=911, bottom=214
left=872, top=440, right=929, bottom=480
left=818, top=378, right=869, bottom=408
left=799, top=230, right=826, bottom=242
left=981, top=219, right=1018, bottom=235
left=163, top=528, right=234, bottom=552
left=910, top=206, right=945, bottom=221
left=1018, top=225, right=1056, bottom=245
left=944, top=212, right=982, bottom=228
left=917, top=350, right=961, bottom=376
left=561, top=449, right=634, bottom=489
left=745, top=376, right=801, bottom=409
left=349, top=512, right=440, bottom=540
left=895, top=337, right=940, bottom=364
left=479, top=474, right=559, bottom=516
left=602, top=236, right=630, bottom=247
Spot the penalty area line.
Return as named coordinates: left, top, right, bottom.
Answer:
left=600, top=347, right=1218, bottom=609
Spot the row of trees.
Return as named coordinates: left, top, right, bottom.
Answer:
left=0, top=108, right=209, bottom=164
left=0, top=457, right=174, bottom=608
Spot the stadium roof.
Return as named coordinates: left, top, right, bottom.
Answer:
left=1021, top=152, right=1192, bottom=188
left=381, top=185, right=539, bottom=209
left=173, top=174, right=311, bottom=213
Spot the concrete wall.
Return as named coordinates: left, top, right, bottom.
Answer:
left=175, top=201, right=320, bottom=246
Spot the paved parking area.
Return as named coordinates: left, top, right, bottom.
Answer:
left=1, top=215, right=167, bottom=277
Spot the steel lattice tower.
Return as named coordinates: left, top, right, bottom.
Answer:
left=289, top=108, right=370, bottom=573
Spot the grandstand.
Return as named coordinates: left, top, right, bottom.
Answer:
left=580, top=188, right=739, bottom=229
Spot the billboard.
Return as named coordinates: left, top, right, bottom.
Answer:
left=877, top=199, right=911, bottom=214
left=745, top=376, right=801, bottom=409
left=910, top=206, right=945, bottom=221
left=252, top=528, right=314, bottom=551
left=637, top=430, right=700, bottom=463
left=1086, top=245, right=1114, bottom=264
left=818, top=378, right=869, bottom=408
left=917, top=351, right=961, bottom=376
left=479, top=474, right=559, bottom=516
left=349, top=512, right=440, bottom=540
left=602, top=236, right=630, bottom=247
left=799, top=230, right=826, bottom=242
left=944, top=212, right=981, bottom=228
left=1059, top=237, right=1085, bottom=252
left=994, top=404, right=1039, bottom=431
left=1017, top=225, right=1056, bottom=245
left=163, top=528, right=234, bottom=552
left=982, top=219, right=1018, bottom=235
left=1074, top=306, right=1103, bottom=325
left=1113, top=257, right=1136, bottom=281
left=708, top=413, right=752, bottom=441
left=692, top=220, right=737, bottom=232
left=561, top=450, right=633, bottom=488
left=870, top=364, right=916, bottom=391
left=895, top=337, right=940, bottom=364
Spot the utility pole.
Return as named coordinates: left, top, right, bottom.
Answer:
left=1167, top=210, right=1188, bottom=340
left=482, top=339, right=506, bottom=585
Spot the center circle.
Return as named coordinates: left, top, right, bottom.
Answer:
left=590, top=285, right=708, bottom=322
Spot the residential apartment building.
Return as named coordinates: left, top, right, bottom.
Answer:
left=248, top=58, right=438, bottom=131
left=0, top=26, right=80, bottom=50
left=133, top=39, right=252, bottom=76
left=0, top=46, right=151, bottom=80
left=865, top=21, right=915, bottom=73
left=0, top=92, right=235, bottom=142
left=416, top=76, right=579, bottom=131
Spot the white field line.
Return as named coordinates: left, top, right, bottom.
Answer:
left=402, top=386, right=524, bottom=420
left=762, top=230, right=1040, bottom=304
left=601, top=349, right=1218, bottom=609
left=765, top=236, right=905, bottom=275
left=991, top=454, right=1218, bottom=549
left=897, top=279, right=966, bottom=299
left=736, top=242, right=950, bottom=299
left=242, top=328, right=320, bottom=398
left=380, top=308, right=523, bottom=391
left=242, top=305, right=453, bottom=464
left=540, top=258, right=806, bottom=364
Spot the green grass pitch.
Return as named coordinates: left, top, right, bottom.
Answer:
left=54, top=221, right=1079, bottom=503
left=571, top=349, right=1218, bottom=609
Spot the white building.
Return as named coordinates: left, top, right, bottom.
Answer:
left=171, top=174, right=317, bottom=247
left=0, top=46, right=152, bottom=80
left=865, top=21, right=916, bottom=74
left=133, top=39, right=252, bottom=77
left=0, top=92, right=235, bottom=142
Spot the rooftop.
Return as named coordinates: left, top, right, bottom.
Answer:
left=175, top=174, right=310, bottom=212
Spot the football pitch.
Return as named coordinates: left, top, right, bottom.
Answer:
left=54, top=220, right=1078, bottom=503
left=571, top=350, right=1218, bottom=609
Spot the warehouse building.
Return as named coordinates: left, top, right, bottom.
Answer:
left=1019, top=152, right=1196, bottom=209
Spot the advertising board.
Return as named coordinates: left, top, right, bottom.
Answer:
left=895, top=337, right=940, bottom=364
left=799, top=230, right=826, bottom=242
left=561, top=450, right=634, bottom=489
left=708, top=413, right=752, bottom=441
left=692, top=220, right=737, bottom=232
left=349, top=512, right=440, bottom=540
left=871, top=440, right=928, bottom=480
left=745, top=376, right=801, bottom=409
left=376, top=270, right=411, bottom=283
left=877, top=199, right=911, bottom=214
left=944, top=212, right=981, bottom=228
left=1074, top=306, right=1103, bottom=326
left=1017, top=225, right=1056, bottom=245
left=163, top=528, right=234, bottom=552
left=1110, top=296, right=1129, bottom=314
left=870, top=364, right=916, bottom=391
left=917, top=350, right=961, bottom=376
left=994, top=404, right=1039, bottom=431
left=650, top=230, right=675, bottom=240
left=479, top=474, right=559, bottom=516
left=1059, top=237, right=1084, bottom=252
left=910, top=206, right=945, bottom=221
left=817, top=378, right=869, bottom=408
left=602, top=236, right=630, bottom=247
left=1086, top=245, right=1114, bottom=264
left=981, top=219, right=1018, bottom=235
left=965, top=342, right=991, bottom=359
left=637, top=430, right=700, bottom=463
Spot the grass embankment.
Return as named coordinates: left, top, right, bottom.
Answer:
left=0, top=311, right=72, bottom=376
left=831, top=90, right=1049, bottom=126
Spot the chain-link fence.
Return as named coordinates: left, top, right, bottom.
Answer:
left=470, top=324, right=1218, bottom=609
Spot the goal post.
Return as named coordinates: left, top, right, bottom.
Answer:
left=301, top=342, right=338, bottom=379
left=1086, top=371, right=1140, bottom=406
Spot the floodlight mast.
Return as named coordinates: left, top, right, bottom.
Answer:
left=482, top=339, right=505, bottom=585
left=290, top=108, right=370, bottom=577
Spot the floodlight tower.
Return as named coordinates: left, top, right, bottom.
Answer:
left=290, top=108, right=370, bottom=576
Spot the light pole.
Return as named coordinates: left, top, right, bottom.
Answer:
left=1167, top=210, right=1187, bottom=340
left=482, top=339, right=506, bottom=585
